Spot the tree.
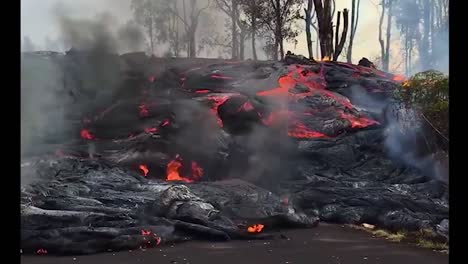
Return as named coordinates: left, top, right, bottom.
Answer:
left=332, top=9, right=349, bottom=61
left=215, top=0, right=240, bottom=59
left=131, top=0, right=167, bottom=56
left=313, top=0, right=347, bottom=61
left=303, top=0, right=314, bottom=59
left=168, top=0, right=212, bottom=58
left=259, top=0, right=303, bottom=60
left=346, top=0, right=361, bottom=63
left=378, top=0, right=394, bottom=72
left=239, top=0, right=263, bottom=60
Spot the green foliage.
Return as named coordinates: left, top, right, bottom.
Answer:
left=394, top=70, right=449, bottom=138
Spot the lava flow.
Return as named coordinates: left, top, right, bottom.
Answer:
left=139, top=164, right=149, bottom=177
left=166, top=155, right=204, bottom=183
left=80, top=129, right=94, bottom=140
left=247, top=224, right=265, bottom=233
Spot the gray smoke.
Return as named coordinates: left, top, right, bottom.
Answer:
left=348, top=84, right=447, bottom=183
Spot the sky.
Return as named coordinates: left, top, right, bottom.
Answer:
left=21, top=0, right=396, bottom=64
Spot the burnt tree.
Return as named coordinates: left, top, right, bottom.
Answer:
left=333, top=9, right=348, bottom=61
left=313, top=0, right=334, bottom=59
left=347, top=0, right=361, bottom=63
left=379, top=0, right=394, bottom=72
left=215, top=0, right=240, bottom=59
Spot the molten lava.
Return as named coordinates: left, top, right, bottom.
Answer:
left=288, top=122, right=329, bottom=139
left=144, top=127, right=158, bottom=133
left=139, top=164, right=149, bottom=177
left=247, top=224, right=265, bottom=233
left=206, top=94, right=232, bottom=127
left=80, top=129, right=94, bottom=140
left=161, top=119, right=170, bottom=127
left=166, top=155, right=204, bottom=182
left=339, top=111, right=379, bottom=128
left=195, top=89, right=211, bottom=94
left=392, top=74, right=406, bottom=82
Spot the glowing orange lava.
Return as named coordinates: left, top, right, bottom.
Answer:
left=195, top=89, right=211, bottom=94
left=339, top=111, right=379, bottom=128
left=141, top=229, right=152, bottom=236
left=392, top=74, right=406, bottom=82
left=247, top=224, right=265, bottom=233
left=145, top=127, right=158, bottom=133
left=288, top=122, right=329, bottom=139
left=80, top=129, right=94, bottom=140
left=139, top=164, right=149, bottom=177
left=166, top=155, right=204, bottom=182
left=161, top=119, right=170, bottom=127
left=206, top=95, right=232, bottom=127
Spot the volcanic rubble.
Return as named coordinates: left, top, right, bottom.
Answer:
left=21, top=52, right=448, bottom=255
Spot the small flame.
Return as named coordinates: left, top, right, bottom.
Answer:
left=80, top=129, right=94, bottom=140
left=36, top=249, right=48, bottom=255
left=139, top=164, right=149, bottom=177
left=321, top=56, right=331, bottom=61
left=247, top=224, right=265, bottom=233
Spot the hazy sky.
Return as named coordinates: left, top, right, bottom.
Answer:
left=21, top=0, right=395, bottom=64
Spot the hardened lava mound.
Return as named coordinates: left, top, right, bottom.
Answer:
left=21, top=52, right=448, bottom=255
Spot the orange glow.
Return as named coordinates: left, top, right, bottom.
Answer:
left=141, top=229, right=152, bottom=236
left=288, top=122, right=329, bottom=139
left=145, top=127, right=158, bottom=133
left=392, top=74, right=406, bottom=82
left=247, top=224, right=265, bottom=233
left=191, top=161, right=204, bottom=181
left=139, top=164, right=149, bottom=177
left=320, top=56, right=331, bottom=61
left=207, top=95, right=232, bottom=127
left=80, top=129, right=94, bottom=140
left=195, top=89, right=211, bottom=94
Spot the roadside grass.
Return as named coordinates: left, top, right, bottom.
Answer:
left=348, top=224, right=448, bottom=253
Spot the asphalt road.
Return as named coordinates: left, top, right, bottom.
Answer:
left=21, top=224, right=448, bottom=264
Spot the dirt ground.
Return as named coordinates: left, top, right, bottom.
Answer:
left=21, top=224, right=448, bottom=264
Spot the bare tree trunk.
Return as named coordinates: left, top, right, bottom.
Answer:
left=239, top=30, right=245, bottom=60
left=148, top=21, right=154, bottom=56
left=251, top=19, right=257, bottom=60
left=333, top=9, right=349, bottom=61
left=274, top=0, right=284, bottom=60
left=378, top=0, right=386, bottom=70
left=305, top=0, right=314, bottom=59
left=347, top=0, right=360, bottom=63
left=183, top=0, right=189, bottom=57
left=314, top=0, right=334, bottom=59
left=384, top=0, right=393, bottom=71
left=420, top=0, right=431, bottom=69
left=231, top=0, right=239, bottom=59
